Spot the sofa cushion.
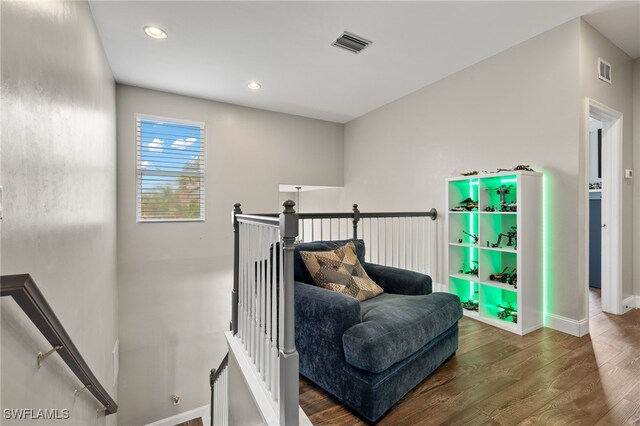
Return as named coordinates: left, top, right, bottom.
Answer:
left=294, top=239, right=366, bottom=285
left=342, top=292, right=462, bottom=373
left=299, top=242, right=383, bottom=302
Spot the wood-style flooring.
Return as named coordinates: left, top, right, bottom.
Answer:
left=299, top=296, right=640, bottom=425
left=175, top=417, right=203, bottom=426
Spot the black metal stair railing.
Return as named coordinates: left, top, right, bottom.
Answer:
left=1, top=274, right=118, bottom=415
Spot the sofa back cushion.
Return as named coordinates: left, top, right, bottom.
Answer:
left=294, top=239, right=366, bottom=284
left=299, top=241, right=383, bottom=302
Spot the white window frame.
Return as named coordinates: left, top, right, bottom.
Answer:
left=136, top=113, right=206, bottom=223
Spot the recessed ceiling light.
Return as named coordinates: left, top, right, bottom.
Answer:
left=247, top=82, right=262, bottom=90
left=144, top=26, right=167, bottom=40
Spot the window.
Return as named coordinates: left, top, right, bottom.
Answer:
left=136, top=115, right=205, bottom=222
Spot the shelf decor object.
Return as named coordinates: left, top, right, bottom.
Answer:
left=446, top=171, right=542, bottom=335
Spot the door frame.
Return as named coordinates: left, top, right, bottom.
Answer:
left=584, top=98, right=623, bottom=316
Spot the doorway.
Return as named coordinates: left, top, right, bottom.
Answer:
left=588, top=117, right=603, bottom=316
left=585, top=99, right=623, bottom=319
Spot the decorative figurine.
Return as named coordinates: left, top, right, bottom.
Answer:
left=461, top=299, right=479, bottom=311
left=489, top=267, right=510, bottom=283
left=497, top=165, right=535, bottom=172
left=489, top=267, right=517, bottom=288
left=459, top=260, right=478, bottom=277
left=491, top=226, right=517, bottom=249
left=497, top=302, right=518, bottom=323
left=452, top=197, right=478, bottom=212
left=496, top=185, right=517, bottom=212
left=458, top=197, right=478, bottom=211
left=462, top=230, right=478, bottom=244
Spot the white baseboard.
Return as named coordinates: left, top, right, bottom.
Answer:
left=622, top=295, right=637, bottom=313
left=145, top=405, right=209, bottom=426
left=545, top=313, right=590, bottom=337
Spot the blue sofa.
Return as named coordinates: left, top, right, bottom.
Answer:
left=294, top=239, right=462, bottom=423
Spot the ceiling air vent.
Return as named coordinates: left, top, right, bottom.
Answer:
left=598, top=57, right=611, bottom=84
left=332, top=31, right=372, bottom=54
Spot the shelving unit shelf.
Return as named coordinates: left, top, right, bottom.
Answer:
left=446, top=171, right=542, bottom=335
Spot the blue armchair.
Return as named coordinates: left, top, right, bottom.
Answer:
left=295, top=239, right=462, bottom=423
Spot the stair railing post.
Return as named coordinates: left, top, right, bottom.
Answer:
left=352, top=203, right=360, bottom=239
left=232, top=203, right=242, bottom=334
left=279, top=200, right=299, bottom=426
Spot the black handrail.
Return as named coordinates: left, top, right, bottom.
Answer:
left=1, top=274, right=118, bottom=415
left=246, top=204, right=437, bottom=239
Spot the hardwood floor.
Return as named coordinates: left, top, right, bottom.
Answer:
left=175, top=417, right=203, bottom=426
left=299, top=308, right=640, bottom=425
left=590, top=287, right=602, bottom=318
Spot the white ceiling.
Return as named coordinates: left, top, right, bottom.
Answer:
left=585, top=1, right=640, bottom=59
left=90, top=1, right=623, bottom=124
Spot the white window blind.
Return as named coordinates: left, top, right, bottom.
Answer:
left=136, top=115, right=205, bottom=222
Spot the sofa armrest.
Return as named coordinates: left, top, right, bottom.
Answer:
left=295, top=282, right=361, bottom=341
left=363, top=263, right=432, bottom=295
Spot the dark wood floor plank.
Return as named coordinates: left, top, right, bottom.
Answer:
left=437, top=407, right=501, bottom=426
left=456, top=325, right=503, bottom=355
left=490, top=338, right=570, bottom=380
left=299, top=300, right=640, bottom=426
left=623, top=383, right=640, bottom=404
left=519, top=361, right=638, bottom=425
left=595, top=399, right=640, bottom=425
left=474, top=351, right=591, bottom=424
left=175, top=417, right=203, bottom=426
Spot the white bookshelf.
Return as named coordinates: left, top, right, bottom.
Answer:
left=446, top=171, right=542, bottom=335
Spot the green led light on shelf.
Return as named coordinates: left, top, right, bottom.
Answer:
left=501, top=178, right=517, bottom=184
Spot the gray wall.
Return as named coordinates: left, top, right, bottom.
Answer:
left=115, top=85, right=343, bottom=425
left=308, top=18, right=638, bottom=322
left=1, top=1, right=118, bottom=425
left=338, top=19, right=583, bottom=320
left=578, top=20, right=635, bottom=306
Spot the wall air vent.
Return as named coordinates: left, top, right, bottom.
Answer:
left=598, top=57, right=611, bottom=84
left=332, top=31, right=372, bottom=54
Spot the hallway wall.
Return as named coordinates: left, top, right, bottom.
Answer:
left=1, top=1, right=118, bottom=424
left=115, top=85, right=343, bottom=425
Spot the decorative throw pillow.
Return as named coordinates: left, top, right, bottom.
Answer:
left=299, top=241, right=383, bottom=302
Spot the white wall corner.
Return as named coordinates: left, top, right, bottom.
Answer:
left=545, top=313, right=590, bottom=337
